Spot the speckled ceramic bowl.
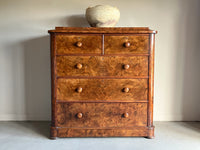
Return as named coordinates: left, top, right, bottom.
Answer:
left=85, top=5, right=120, bottom=27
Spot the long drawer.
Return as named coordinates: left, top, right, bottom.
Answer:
left=56, top=102, right=147, bottom=127
left=56, top=56, right=148, bottom=77
left=56, top=78, right=148, bottom=101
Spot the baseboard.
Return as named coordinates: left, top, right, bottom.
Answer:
left=0, top=114, right=50, bottom=121
left=154, top=115, right=200, bottom=121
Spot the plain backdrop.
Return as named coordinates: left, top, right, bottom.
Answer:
left=0, top=0, right=199, bottom=121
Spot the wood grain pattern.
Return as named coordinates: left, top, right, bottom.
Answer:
left=56, top=56, right=148, bottom=77
left=49, top=27, right=157, bottom=139
left=56, top=78, right=148, bottom=101
left=51, top=126, right=154, bottom=138
left=57, top=127, right=150, bottom=137
left=56, top=102, right=147, bottom=127
left=104, top=35, right=149, bottom=54
left=55, top=35, right=102, bottom=54
left=48, top=27, right=157, bottom=34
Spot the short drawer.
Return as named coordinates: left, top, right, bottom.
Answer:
left=55, top=34, right=102, bottom=54
left=56, top=78, right=148, bottom=101
left=104, top=35, right=149, bottom=54
left=56, top=102, right=147, bottom=127
left=56, top=56, right=148, bottom=77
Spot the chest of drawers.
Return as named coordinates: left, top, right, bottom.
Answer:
left=48, top=27, right=157, bottom=139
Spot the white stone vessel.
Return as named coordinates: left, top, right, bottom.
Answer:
left=85, top=5, right=120, bottom=27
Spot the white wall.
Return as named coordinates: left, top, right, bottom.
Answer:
left=0, top=0, right=199, bottom=121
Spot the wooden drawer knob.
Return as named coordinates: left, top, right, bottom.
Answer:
left=123, top=112, right=129, bottom=118
left=77, top=113, right=83, bottom=118
left=123, top=87, right=129, bottom=93
left=124, top=42, right=131, bottom=47
left=76, top=87, right=82, bottom=93
left=76, top=63, right=82, bottom=69
left=76, top=42, right=82, bottom=47
left=123, top=64, right=130, bottom=70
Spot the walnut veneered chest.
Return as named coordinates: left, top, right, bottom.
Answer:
left=48, top=27, right=157, bottom=139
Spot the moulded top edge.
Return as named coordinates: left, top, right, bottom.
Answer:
left=48, top=27, right=157, bottom=34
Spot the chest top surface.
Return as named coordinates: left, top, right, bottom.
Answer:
left=48, top=27, right=157, bottom=34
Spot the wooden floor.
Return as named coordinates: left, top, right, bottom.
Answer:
left=0, top=121, right=199, bottom=150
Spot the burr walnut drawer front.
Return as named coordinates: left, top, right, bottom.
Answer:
left=56, top=102, right=147, bottom=127
left=55, top=35, right=102, bottom=54
left=104, top=35, right=149, bottom=54
left=56, top=56, right=148, bottom=77
left=56, top=78, right=148, bottom=101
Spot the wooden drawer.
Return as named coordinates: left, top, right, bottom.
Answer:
left=56, top=56, right=148, bottom=77
left=56, top=102, right=147, bottom=127
left=56, top=78, right=148, bottom=101
left=55, top=35, right=102, bottom=54
left=104, top=35, right=149, bottom=54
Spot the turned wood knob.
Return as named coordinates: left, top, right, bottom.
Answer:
left=77, top=113, right=83, bottom=118
left=123, top=87, right=129, bottom=93
left=76, top=42, right=82, bottom=47
left=76, top=87, right=82, bottom=93
left=123, top=112, right=129, bottom=118
left=76, top=63, right=82, bottom=69
left=124, top=42, right=131, bottom=47
left=123, top=64, right=130, bottom=70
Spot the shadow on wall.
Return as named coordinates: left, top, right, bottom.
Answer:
left=22, top=36, right=51, bottom=121
left=9, top=36, right=51, bottom=138
left=174, top=0, right=200, bottom=121
left=181, top=1, right=200, bottom=121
